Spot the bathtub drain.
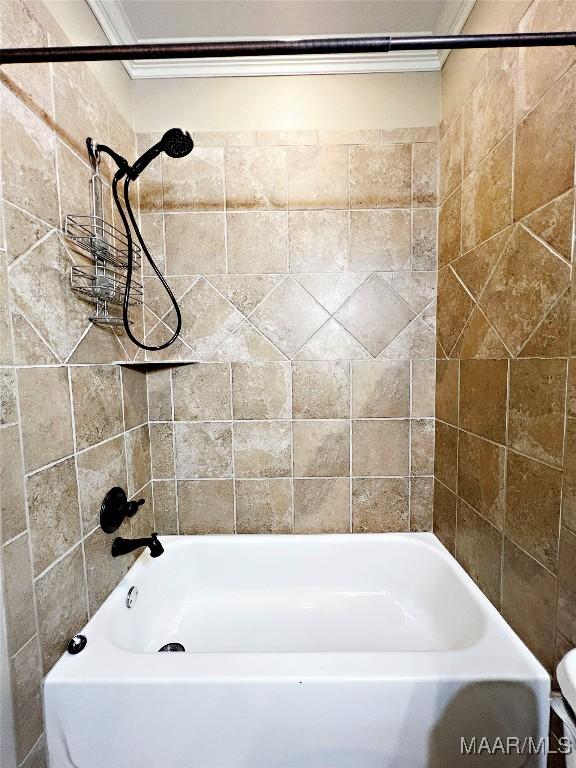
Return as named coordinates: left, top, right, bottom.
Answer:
left=158, top=643, right=185, bottom=652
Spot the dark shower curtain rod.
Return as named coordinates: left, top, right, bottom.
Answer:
left=1, top=31, right=576, bottom=64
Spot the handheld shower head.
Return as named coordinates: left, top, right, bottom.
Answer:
left=161, top=128, right=194, bottom=159
left=130, top=128, right=193, bottom=179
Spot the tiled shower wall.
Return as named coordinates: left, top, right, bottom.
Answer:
left=0, top=1, right=150, bottom=765
left=138, top=129, right=439, bottom=536
left=434, top=0, right=576, bottom=676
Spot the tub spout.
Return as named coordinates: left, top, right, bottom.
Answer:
left=111, top=532, right=164, bottom=558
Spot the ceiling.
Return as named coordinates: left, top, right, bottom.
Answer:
left=87, top=0, right=475, bottom=78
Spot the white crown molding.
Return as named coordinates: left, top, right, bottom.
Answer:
left=87, top=0, right=468, bottom=78
left=129, top=49, right=441, bottom=78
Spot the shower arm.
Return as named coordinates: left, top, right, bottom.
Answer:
left=1, top=31, right=576, bottom=65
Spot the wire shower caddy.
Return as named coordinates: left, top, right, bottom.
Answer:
left=65, top=143, right=142, bottom=326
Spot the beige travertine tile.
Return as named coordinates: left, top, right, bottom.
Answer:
left=177, top=479, right=234, bottom=533
left=412, top=208, right=438, bottom=271
left=436, top=267, right=475, bottom=355
left=83, top=525, right=132, bottom=614
left=77, top=435, right=127, bottom=533
left=433, top=480, right=457, bottom=554
left=235, top=479, right=293, bottom=533
left=174, top=422, right=232, bottom=479
left=382, top=127, right=438, bottom=144
left=412, top=359, right=436, bottom=418
left=56, top=141, right=92, bottom=225
left=434, top=421, right=458, bottom=492
left=502, top=538, right=556, bottom=672
left=0, top=87, right=58, bottom=224
left=459, top=359, right=508, bottom=444
left=173, top=363, right=231, bottom=421
left=10, top=638, right=44, bottom=763
left=335, top=275, right=415, bottom=357
left=211, top=321, right=286, bottom=362
left=207, top=275, right=284, bottom=315
left=461, top=134, right=513, bottom=253
left=71, top=365, right=123, bottom=451
left=3, top=203, right=51, bottom=266
left=351, top=360, right=409, bottom=418
left=152, top=480, right=178, bottom=534
left=294, top=319, right=371, bottom=361
left=410, top=476, right=434, bottom=531
left=136, top=133, right=163, bottom=213
left=456, top=499, right=503, bottom=608
left=232, top=362, right=290, bottom=419
left=480, top=225, right=570, bottom=356
left=514, top=66, right=575, bottom=220
left=557, top=526, right=576, bottom=644
left=10, top=232, right=89, bottom=361
left=128, top=483, right=154, bottom=540
left=349, top=144, right=411, bottom=208
left=463, top=49, right=515, bottom=175
left=196, top=131, right=256, bottom=146
left=140, top=214, right=165, bottom=275
left=125, top=424, right=151, bottom=495
left=287, top=145, right=348, bottom=209
left=318, top=129, right=379, bottom=145
left=170, top=278, right=244, bottom=358
left=34, top=544, right=88, bottom=673
left=563, top=418, right=576, bottom=533
left=258, top=130, right=317, bottom=146
left=294, top=478, right=350, bottom=533
left=411, top=419, right=435, bottom=477
left=438, top=187, right=461, bottom=268
left=505, top=450, right=562, bottom=572
left=439, top=113, right=463, bottom=203
left=516, top=0, right=576, bottom=118
left=163, top=147, right=224, bottom=211
left=121, top=367, right=148, bottom=430
left=412, top=143, right=438, bottom=207
left=234, top=421, right=291, bottom=478
left=380, top=316, right=436, bottom=360
left=27, top=457, right=81, bottom=575
left=523, top=190, right=574, bottom=263
left=19, top=734, right=46, bottom=768
left=458, top=431, right=505, bottom=530
left=2, top=533, right=36, bottom=655
left=352, top=478, right=409, bottom=532
left=150, top=422, right=174, bottom=479
left=292, top=361, right=349, bottom=419
left=225, top=147, right=287, bottom=210
left=349, top=210, right=411, bottom=271
left=164, top=212, right=226, bottom=274
left=352, top=420, right=409, bottom=477
left=452, top=306, right=509, bottom=359
left=294, top=274, right=369, bottom=315
left=0, top=252, right=14, bottom=366
left=288, top=210, right=348, bottom=272
left=435, top=359, right=459, bottom=427
left=452, top=227, right=512, bottom=299
left=0, top=425, right=26, bottom=542
left=18, top=366, right=73, bottom=471
left=250, top=278, right=329, bottom=358
left=68, top=324, right=127, bottom=365
left=147, top=368, right=172, bottom=421
left=227, top=211, right=287, bottom=273
left=508, top=359, right=567, bottom=467
left=293, top=420, right=349, bottom=477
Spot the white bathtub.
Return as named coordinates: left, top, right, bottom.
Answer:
left=44, top=533, right=550, bottom=768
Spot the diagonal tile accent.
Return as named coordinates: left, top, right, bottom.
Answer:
left=165, top=277, right=244, bottom=359
left=522, top=189, right=574, bottom=262
left=293, top=319, right=371, bottom=360
left=206, top=274, right=284, bottom=315
left=293, top=273, right=370, bottom=314
left=11, top=308, right=59, bottom=365
left=379, top=271, right=436, bottom=314
left=452, top=227, right=514, bottom=299
left=250, top=277, right=329, bottom=358
left=210, top=321, right=286, bottom=361
left=143, top=276, right=199, bottom=324
left=334, top=274, right=415, bottom=356
left=479, top=224, right=571, bottom=356
left=9, top=232, right=89, bottom=361
left=519, top=290, right=571, bottom=358
left=379, top=315, right=436, bottom=359
left=436, top=267, right=475, bottom=355
left=452, top=305, right=509, bottom=359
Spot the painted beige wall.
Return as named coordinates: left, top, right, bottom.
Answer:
left=133, top=71, right=440, bottom=132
